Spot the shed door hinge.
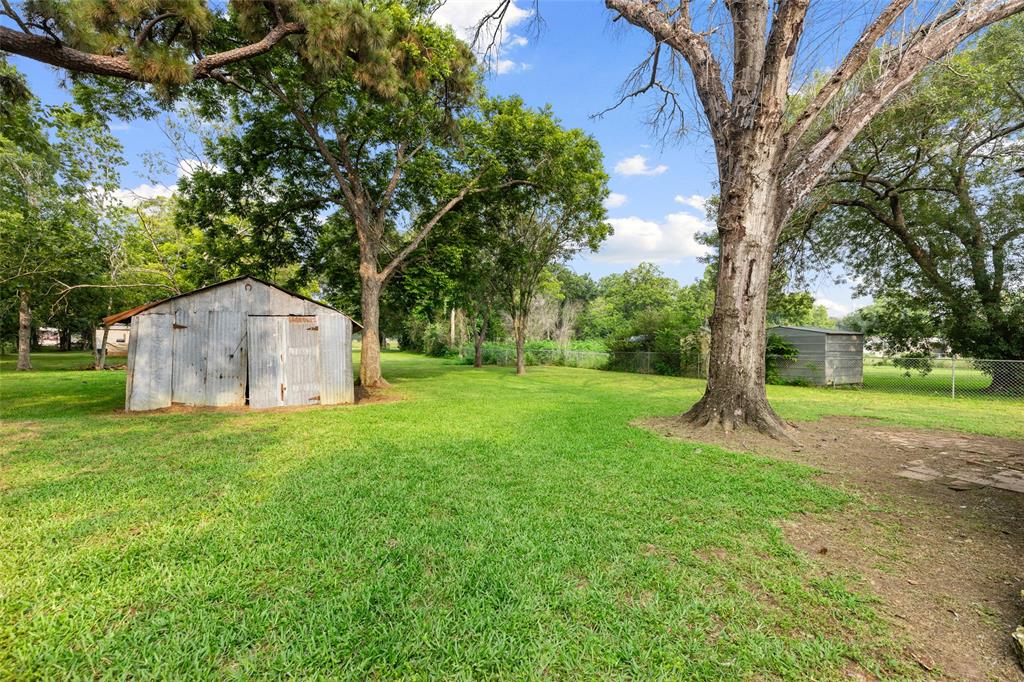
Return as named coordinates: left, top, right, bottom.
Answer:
left=173, top=323, right=188, bottom=329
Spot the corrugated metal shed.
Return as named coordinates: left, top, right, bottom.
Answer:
left=769, top=325, right=864, bottom=386
left=114, top=277, right=357, bottom=411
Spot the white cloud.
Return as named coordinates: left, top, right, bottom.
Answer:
left=176, top=158, right=221, bottom=179
left=432, top=1, right=531, bottom=58
left=814, top=296, right=850, bottom=317
left=604, top=192, right=628, bottom=209
left=614, top=155, right=668, bottom=177
left=108, top=183, right=174, bottom=207
left=590, top=211, right=712, bottom=264
left=494, top=59, right=525, bottom=74
left=674, top=193, right=708, bottom=212
left=104, top=158, right=220, bottom=208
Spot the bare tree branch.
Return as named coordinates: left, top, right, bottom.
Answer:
left=783, top=0, right=1024, bottom=211
left=780, top=0, right=913, bottom=162
left=605, top=0, right=730, bottom=155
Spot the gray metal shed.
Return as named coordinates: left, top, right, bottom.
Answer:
left=768, top=325, right=864, bottom=386
left=105, top=277, right=360, bottom=411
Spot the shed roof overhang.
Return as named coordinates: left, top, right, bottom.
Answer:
left=103, top=276, right=363, bottom=331
left=768, top=325, right=862, bottom=335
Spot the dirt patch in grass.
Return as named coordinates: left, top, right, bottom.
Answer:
left=110, top=386, right=401, bottom=416
left=353, top=384, right=402, bottom=405
left=640, top=415, right=1024, bottom=681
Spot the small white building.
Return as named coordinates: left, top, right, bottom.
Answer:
left=105, top=277, right=360, bottom=411
left=94, top=324, right=131, bottom=355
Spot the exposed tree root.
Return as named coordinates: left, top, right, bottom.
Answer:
left=681, top=393, right=800, bottom=445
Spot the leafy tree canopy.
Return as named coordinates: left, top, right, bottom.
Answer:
left=787, top=17, right=1024, bottom=361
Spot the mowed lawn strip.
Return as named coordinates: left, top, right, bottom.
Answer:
left=3, top=351, right=1017, bottom=678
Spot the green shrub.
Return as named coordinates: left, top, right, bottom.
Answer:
left=892, top=351, right=933, bottom=377
left=765, top=334, right=799, bottom=384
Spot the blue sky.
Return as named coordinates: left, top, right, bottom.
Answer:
left=6, top=0, right=869, bottom=317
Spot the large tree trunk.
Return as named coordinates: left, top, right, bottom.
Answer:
left=358, top=273, right=389, bottom=388
left=682, top=188, right=791, bottom=437
left=17, top=289, right=32, bottom=371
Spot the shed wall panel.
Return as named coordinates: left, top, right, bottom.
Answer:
left=262, top=286, right=320, bottom=316
left=776, top=359, right=827, bottom=384
left=171, top=307, right=207, bottom=405
left=125, top=317, right=140, bottom=409
left=128, top=314, right=173, bottom=410
left=318, top=313, right=354, bottom=405
left=247, top=316, right=286, bottom=409
left=205, top=311, right=247, bottom=406
left=284, top=316, right=321, bottom=406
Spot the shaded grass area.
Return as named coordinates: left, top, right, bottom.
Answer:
left=4, top=351, right=1017, bottom=677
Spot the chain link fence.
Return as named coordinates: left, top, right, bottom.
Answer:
left=858, top=356, right=1024, bottom=400
left=465, top=346, right=708, bottom=378
left=462, top=345, right=1023, bottom=401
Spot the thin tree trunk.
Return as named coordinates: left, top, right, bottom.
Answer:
left=449, top=307, right=456, bottom=348
left=94, top=298, right=113, bottom=370
left=358, top=273, right=389, bottom=388
left=514, top=312, right=526, bottom=376
left=94, top=325, right=110, bottom=370
left=17, top=289, right=32, bottom=371
left=683, top=196, right=791, bottom=436
left=473, top=316, right=487, bottom=368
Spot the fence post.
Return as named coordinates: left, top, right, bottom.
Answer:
left=951, top=356, right=956, bottom=399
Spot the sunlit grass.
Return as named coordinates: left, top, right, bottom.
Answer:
left=3, top=350, right=1018, bottom=677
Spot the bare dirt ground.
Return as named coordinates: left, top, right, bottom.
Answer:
left=641, top=415, right=1024, bottom=681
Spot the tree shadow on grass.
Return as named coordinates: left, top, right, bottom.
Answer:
left=1, top=355, right=907, bottom=678
left=1, top=376, right=903, bottom=678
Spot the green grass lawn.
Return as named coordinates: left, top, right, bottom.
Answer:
left=2, top=352, right=1021, bottom=678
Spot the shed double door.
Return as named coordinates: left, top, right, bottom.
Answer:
left=247, top=316, right=322, bottom=408
left=127, top=311, right=246, bottom=410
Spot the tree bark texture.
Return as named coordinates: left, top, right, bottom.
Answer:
left=473, top=317, right=487, bottom=368
left=358, top=272, right=388, bottom=388
left=16, top=289, right=32, bottom=371
left=686, top=204, right=788, bottom=433
left=514, top=321, right=526, bottom=376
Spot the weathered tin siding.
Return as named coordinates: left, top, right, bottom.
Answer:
left=770, top=326, right=864, bottom=386
left=772, top=328, right=827, bottom=384
left=126, top=314, right=173, bottom=410
left=205, top=311, right=247, bottom=406
left=318, top=313, right=354, bottom=405
left=825, top=333, right=864, bottom=384
left=124, top=277, right=355, bottom=411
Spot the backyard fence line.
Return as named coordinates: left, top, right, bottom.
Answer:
left=459, top=345, right=1023, bottom=401
left=850, top=355, right=1024, bottom=401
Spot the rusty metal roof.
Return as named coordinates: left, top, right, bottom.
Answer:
left=102, top=276, right=362, bottom=331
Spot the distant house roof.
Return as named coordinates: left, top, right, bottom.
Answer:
left=103, top=276, right=362, bottom=330
left=769, top=325, right=862, bottom=335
